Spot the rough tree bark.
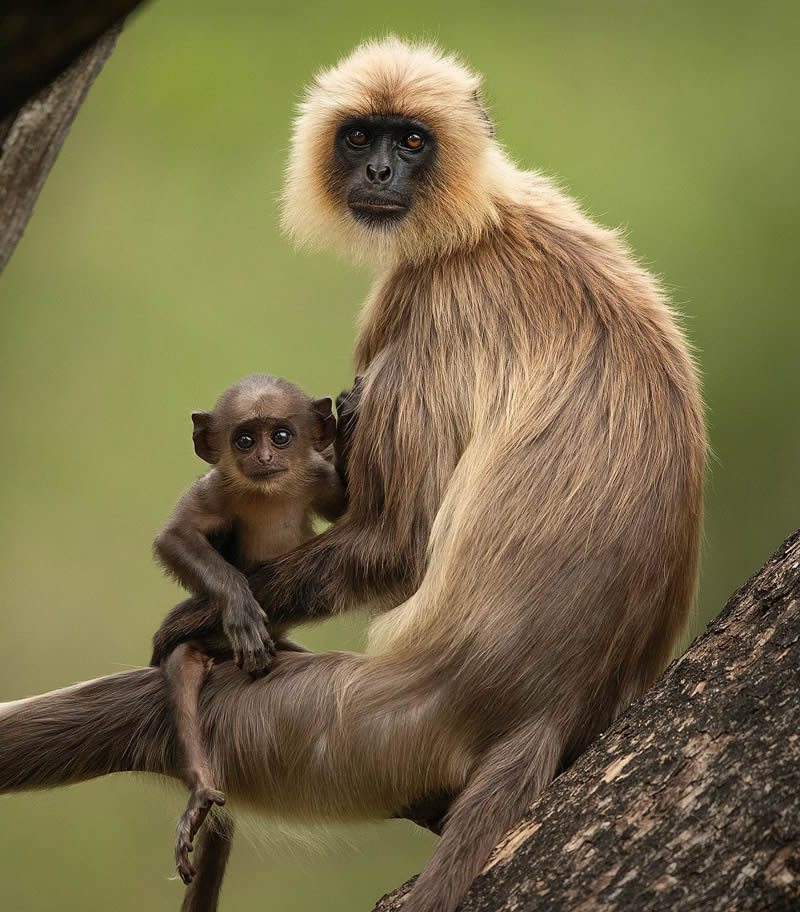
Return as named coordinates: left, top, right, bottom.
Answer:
left=0, top=23, right=123, bottom=274
left=375, top=530, right=800, bottom=911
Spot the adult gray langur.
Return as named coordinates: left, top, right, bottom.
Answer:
left=0, top=37, right=706, bottom=912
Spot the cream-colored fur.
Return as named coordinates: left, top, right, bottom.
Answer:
left=0, top=39, right=705, bottom=912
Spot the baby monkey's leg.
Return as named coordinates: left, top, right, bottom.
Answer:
left=163, top=643, right=226, bottom=884
left=180, top=815, right=234, bottom=912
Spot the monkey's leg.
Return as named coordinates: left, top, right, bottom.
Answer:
left=272, top=636, right=310, bottom=653
left=0, top=656, right=477, bottom=907
left=151, top=597, right=225, bottom=666
left=163, top=643, right=226, bottom=884
left=0, top=652, right=470, bottom=817
left=400, top=721, right=563, bottom=912
left=180, top=814, right=234, bottom=912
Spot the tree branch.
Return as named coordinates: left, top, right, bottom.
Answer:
left=375, top=530, right=800, bottom=910
left=0, top=23, right=123, bottom=274
left=0, top=2, right=145, bottom=118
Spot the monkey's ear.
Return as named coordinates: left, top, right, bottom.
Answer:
left=472, top=89, right=494, bottom=138
left=310, top=397, right=336, bottom=451
left=191, top=411, right=218, bottom=464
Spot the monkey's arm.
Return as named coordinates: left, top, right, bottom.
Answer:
left=154, top=481, right=239, bottom=601
left=152, top=511, right=410, bottom=669
left=153, top=477, right=274, bottom=671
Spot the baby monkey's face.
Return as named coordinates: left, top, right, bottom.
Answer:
left=227, top=414, right=300, bottom=484
left=218, top=386, right=321, bottom=491
left=192, top=378, right=335, bottom=493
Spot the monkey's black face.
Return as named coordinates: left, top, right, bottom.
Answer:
left=332, top=115, right=436, bottom=227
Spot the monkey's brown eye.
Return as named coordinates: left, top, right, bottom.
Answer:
left=234, top=433, right=255, bottom=451
left=346, top=129, right=369, bottom=148
left=402, top=133, right=424, bottom=150
left=271, top=428, right=292, bottom=448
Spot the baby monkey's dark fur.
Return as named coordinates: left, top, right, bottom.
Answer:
left=153, top=374, right=345, bottom=884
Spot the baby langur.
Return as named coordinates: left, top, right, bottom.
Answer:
left=153, top=374, right=345, bottom=884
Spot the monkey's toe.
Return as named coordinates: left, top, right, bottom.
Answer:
left=174, top=787, right=226, bottom=884
left=176, top=840, right=196, bottom=885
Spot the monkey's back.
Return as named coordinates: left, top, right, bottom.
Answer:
left=359, top=177, right=705, bottom=754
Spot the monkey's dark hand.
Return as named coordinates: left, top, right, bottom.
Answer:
left=334, top=375, right=363, bottom=484
left=222, top=590, right=276, bottom=677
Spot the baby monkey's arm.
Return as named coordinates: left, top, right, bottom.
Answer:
left=153, top=475, right=274, bottom=668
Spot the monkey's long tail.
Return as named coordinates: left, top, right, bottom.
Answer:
left=0, top=668, right=176, bottom=792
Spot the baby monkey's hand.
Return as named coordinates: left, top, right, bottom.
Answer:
left=334, top=375, right=363, bottom=483
left=222, top=589, right=276, bottom=677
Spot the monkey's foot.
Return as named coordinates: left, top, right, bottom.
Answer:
left=175, top=786, right=226, bottom=885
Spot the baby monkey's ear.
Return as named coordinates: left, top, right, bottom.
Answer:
left=310, top=397, right=336, bottom=451
left=191, top=411, right=218, bottom=464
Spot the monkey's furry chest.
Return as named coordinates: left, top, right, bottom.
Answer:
left=211, top=513, right=312, bottom=569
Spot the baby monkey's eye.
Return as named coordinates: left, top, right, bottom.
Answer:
left=401, top=132, right=424, bottom=150
left=271, top=428, right=292, bottom=448
left=234, top=433, right=255, bottom=451
left=346, top=129, right=370, bottom=148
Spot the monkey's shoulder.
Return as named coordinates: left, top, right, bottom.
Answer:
left=175, top=470, right=234, bottom=521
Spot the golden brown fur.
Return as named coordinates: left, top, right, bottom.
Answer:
left=0, top=38, right=705, bottom=912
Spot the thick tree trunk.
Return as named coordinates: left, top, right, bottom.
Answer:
left=375, top=530, right=800, bottom=911
left=0, top=24, right=122, bottom=273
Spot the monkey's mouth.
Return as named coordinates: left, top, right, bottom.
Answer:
left=348, top=192, right=410, bottom=225
left=247, top=468, right=287, bottom=480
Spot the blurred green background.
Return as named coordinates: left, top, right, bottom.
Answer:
left=1, top=0, right=798, bottom=908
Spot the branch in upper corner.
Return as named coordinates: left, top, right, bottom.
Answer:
left=0, top=2, right=148, bottom=119
left=374, top=530, right=800, bottom=911
left=0, top=23, right=124, bottom=274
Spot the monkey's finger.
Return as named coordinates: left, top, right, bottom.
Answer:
left=236, top=640, right=250, bottom=671
left=241, top=639, right=271, bottom=677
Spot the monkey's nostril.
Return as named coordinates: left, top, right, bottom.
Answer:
left=366, top=164, right=377, bottom=182
left=378, top=166, right=391, bottom=182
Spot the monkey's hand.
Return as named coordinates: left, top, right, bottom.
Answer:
left=334, top=375, right=363, bottom=482
left=222, top=590, right=276, bottom=677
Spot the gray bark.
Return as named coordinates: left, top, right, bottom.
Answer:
left=375, top=530, right=800, bottom=911
left=0, top=24, right=122, bottom=274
